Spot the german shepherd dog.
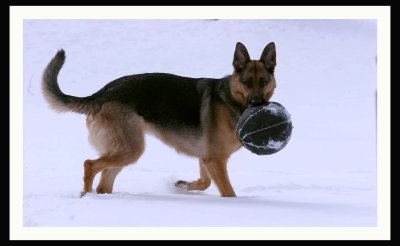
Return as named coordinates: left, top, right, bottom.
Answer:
left=42, top=42, right=276, bottom=197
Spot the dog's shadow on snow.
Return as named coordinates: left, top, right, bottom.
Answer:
left=80, top=190, right=354, bottom=211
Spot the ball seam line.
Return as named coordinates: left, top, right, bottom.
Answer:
left=241, top=120, right=291, bottom=140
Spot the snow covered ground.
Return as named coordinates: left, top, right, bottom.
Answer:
left=22, top=19, right=377, bottom=228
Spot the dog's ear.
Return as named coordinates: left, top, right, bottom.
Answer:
left=260, top=42, right=276, bottom=72
left=233, top=42, right=250, bottom=71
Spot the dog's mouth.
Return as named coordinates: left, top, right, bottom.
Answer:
left=247, top=102, right=265, bottom=108
left=246, top=98, right=267, bottom=108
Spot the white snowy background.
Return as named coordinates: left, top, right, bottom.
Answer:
left=23, top=19, right=376, bottom=227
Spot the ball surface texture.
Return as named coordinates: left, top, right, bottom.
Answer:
left=236, top=102, right=293, bottom=155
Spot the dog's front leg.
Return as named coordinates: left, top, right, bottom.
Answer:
left=175, top=159, right=212, bottom=191
left=203, top=158, right=236, bottom=197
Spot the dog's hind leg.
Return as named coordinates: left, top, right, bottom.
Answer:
left=96, top=167, right=123, bottom=194
left=175, top=159, right=211, bottom=191
left=81, top=149, right=143, bottom=196
left=81, top=104, right=145, bottom=197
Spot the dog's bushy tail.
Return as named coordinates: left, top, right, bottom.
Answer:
left=42, top=50, right=98, bottom=114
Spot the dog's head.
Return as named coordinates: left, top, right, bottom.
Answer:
left=230, top=42, right=276, bottom=108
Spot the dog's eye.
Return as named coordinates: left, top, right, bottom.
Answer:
left=259, top=80, right=266, bottom=87
left=243, top=80, right=252, bottom=87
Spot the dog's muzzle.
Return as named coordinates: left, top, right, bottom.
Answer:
left=247, top=96, right=266, bottom=108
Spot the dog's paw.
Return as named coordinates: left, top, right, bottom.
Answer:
left=80, top=191, right=87, bottom=198
left=175, top=180, right=189, bottom=190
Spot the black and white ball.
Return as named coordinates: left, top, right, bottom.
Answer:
left=236, top=102, right=293, bottom=155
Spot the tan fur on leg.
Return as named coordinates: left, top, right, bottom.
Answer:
left=81, top=103, right=145, bottom=196
left=96, top=167, right=123, bottom=194
left=203, top=158, right=236, bottom=197
left=176, top=159, right=211, bottom=191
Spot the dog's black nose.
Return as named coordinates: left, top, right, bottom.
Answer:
left=247, top=96, right=265, bottom=107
